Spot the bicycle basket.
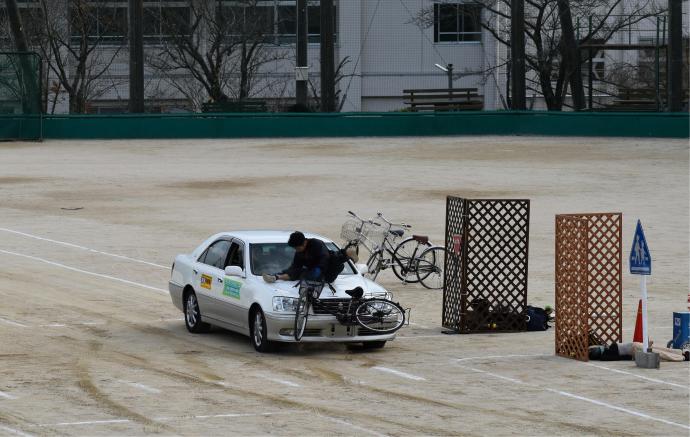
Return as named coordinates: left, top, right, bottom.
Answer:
left=299, top=280, right=325, bottom=300
left=362, top=222, right=387, bottom=251
left=340, top=219, right=362, bottom=243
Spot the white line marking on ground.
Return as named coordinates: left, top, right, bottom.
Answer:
left=584, top=362, right=688, bottom=389
left=454, top=354, right=550, bottom=362
left=0, top=228, right=168, bottom=269
left=117, top=380, right=161, bottom=394
left=371, top=366, right=426, bottom=381
left=39, top=323, right=66, bottom=328
left=395, top=334, right=447, bottom=340
left=180, top=412, right=297, bottom=420
left=79, top=321, right=107, bottom=326
left=0, top=317, right=28, bottom=328
left=321, top=416, right=389, bottom=437
left=45, top=419, right=131, bottom=427
left=0, top=250, right=169, bottom=295
left=545, top=388, right=690, bottom=430
left=458, top=365, right=690, bottom=431
left=0, top=391, right=17, bottom=400
left=263, top=377, right=301, bottom=388
left=0, top=424, right=35, bottom=437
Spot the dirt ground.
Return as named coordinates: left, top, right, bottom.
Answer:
left=0, top=136, right=688, bottom=436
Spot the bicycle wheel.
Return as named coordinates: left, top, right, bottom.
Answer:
left=294, top=290, right=310, bottom=341
left=416, top=246, right=445, bottom=290
left=355, top=298, right=405, bottom=334
left=364, top=250, right=383, bottom=281
left=391, top=237, right=431, bottom=283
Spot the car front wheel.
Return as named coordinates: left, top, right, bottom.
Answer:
left=361, top=341, right=386, bottom=349
left=250, top=308, right=273, bottom=352
left=184, top=290, right=210, bottom=333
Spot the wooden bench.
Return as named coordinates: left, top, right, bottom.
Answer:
left=202, top=99, right=268, bottom=113
left=603, top=88, right=688, bottom=111
left=403, top=88, right=483, bottom=112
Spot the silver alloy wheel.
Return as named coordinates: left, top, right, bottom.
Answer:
left=186, top=293, right=198, bottom=327
left=253, top=311, right=264, bottom=347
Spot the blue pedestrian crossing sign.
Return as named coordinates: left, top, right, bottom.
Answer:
left=629, top=220, right=651, bottom=275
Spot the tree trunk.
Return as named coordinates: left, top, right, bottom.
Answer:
left=5, top=0, right=41, bottom=113
left=5, top=0, right=29, bottom=52
left=557, top=0, right=585, bottom=110
left=239, top=43, right=249, bottom=100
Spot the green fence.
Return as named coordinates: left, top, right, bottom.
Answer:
left=41, top=111, right=689, bottom=139
left=1, top=111, right=687, bottom=141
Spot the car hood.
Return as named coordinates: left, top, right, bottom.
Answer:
left=268, top=275, right=388, bottom=299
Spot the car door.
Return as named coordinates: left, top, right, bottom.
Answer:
left=194, top=239, right=232, bottom=322
left=216, top=239, right=249, bottom=329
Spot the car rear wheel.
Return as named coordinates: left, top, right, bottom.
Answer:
left=184, top=290, right=211, bottom=333
left=250, top=308, right=272, bottom=352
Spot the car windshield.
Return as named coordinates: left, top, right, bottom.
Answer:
left=249, top=242, right=355, bottom=277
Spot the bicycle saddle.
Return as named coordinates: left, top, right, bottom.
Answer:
left=412, top=235, right=429, bottom=244
left=389, top=229, right=404, bottom=237
left=345, top=287, right=364, bottom=299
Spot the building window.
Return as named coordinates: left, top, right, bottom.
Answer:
left=220, top=1, right=332, bottom=45
left=433, top=3, right=481, bottom=43
left=144, top=2, right=191, bottom=43
left=70, top=4, right=128, bottom=45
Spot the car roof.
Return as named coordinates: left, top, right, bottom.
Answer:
left=215, top=230, right=333, bottom=244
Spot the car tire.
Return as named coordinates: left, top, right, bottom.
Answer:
left=250, top=308, right=273, bottom=353
left=361, top=341, right=386, bottom=349
left=184, top=290, right=211, bottom=333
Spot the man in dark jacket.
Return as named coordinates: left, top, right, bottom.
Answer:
left=263, top=231, right=357, bottom=283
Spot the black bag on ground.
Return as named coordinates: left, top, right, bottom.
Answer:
left=526, top=306, right=550, bottom=331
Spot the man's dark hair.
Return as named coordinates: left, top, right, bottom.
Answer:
left=287, top=231, right=306, bottom=248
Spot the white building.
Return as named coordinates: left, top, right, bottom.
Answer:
left=1, top=0, right=685, bottom=114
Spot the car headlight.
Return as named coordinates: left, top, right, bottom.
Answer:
left=272, top=296, right=298, bottom=312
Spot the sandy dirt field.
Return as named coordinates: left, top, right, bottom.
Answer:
left=0, top=136, right=688, bottom=436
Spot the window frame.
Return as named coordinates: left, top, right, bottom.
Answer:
left=433, top=2, right=482, bottom=44
left=198, top=239, right=233, bottom=270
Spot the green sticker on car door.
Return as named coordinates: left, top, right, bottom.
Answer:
left=223, top=277, right=242, bottom=299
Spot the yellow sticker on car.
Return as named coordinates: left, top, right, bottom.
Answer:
left=200, top=274, right=212, bottom=289
left=223, top=278, right=242, bottom=299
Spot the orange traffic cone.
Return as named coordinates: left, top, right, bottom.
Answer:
left=633, top=299, right=643, bottom=343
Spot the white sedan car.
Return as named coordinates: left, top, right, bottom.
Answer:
left=169, top=230, right=400, bottom=352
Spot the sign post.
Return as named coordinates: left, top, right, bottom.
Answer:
left=629, top=220, right=657, bottom=368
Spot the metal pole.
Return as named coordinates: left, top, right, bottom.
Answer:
left=447, top=64, right=454, bottom=89
left=510, top=0, right=526, bottom=110
left=655, top=16, right=661, bottom=111
left=320, top=0, right=335, bottom=112
left=668, top=0, right=682, bottom=112
left=129, top=0, right=145, bottom=113
left=641, top=275, right=649, bottom=351
left=588, top=16, right=593, bottom=110
left=296, top=0, right=308, bottom=108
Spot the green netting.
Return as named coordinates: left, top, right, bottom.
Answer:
left=0, top=52, right=42, bottom=140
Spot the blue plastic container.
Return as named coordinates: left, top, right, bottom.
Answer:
left=670, top=312, right=690, bottom=350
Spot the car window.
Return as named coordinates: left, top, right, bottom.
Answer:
left=202, top=240, right=232, bottom=270
left=249, top=242, right=355, bottom=276
left=226, top=242, right=244, bottom=269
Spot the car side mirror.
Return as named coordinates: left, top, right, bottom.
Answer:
left=356, top=263, right=368, bottom=275
left=225, top=266, right=245, bottom=278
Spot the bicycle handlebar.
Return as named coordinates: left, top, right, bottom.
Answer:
left=376, top=212, right=412, bottom=229
left=348, top=211, right=380, bottom=226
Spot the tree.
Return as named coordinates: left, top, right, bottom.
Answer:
left=33, top=0, right=126, bottom=113
left=148, top=0, right=290, bottom=109
left=414, top=0, right=663, bottom=110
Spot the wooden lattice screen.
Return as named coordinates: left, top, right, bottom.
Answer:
left=443, top=197, right=530, bottom=333
left=555, top=213, right=622, bottom=361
